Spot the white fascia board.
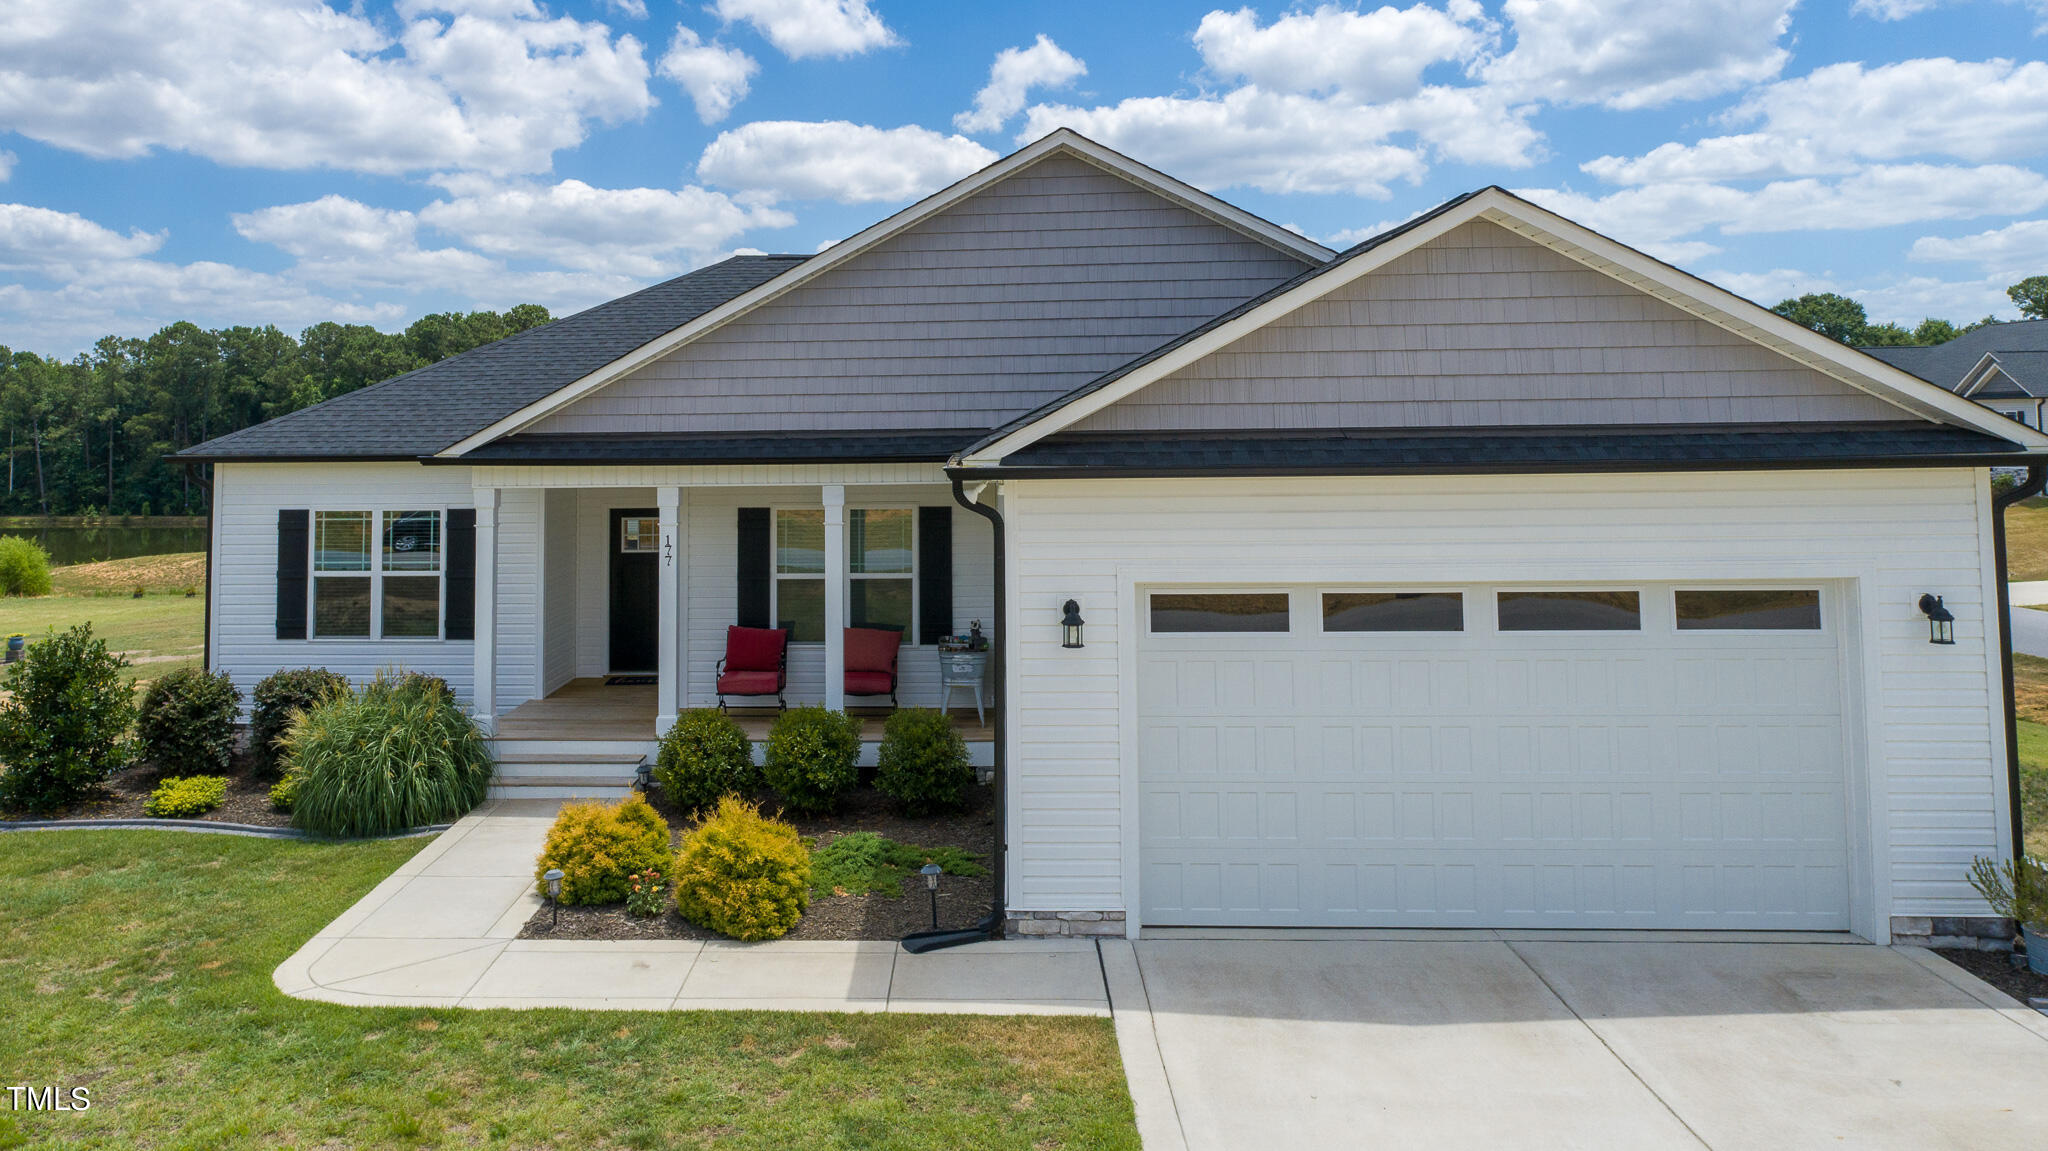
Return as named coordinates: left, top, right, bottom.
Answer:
left=965, top=187, right=2048, bottom=464
left=438, top=130, right=1329, bottom=459
left=1956, top=353, right=2007, bottom=398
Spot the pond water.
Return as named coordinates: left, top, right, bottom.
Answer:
left=0, top=522, right=208, bottom=566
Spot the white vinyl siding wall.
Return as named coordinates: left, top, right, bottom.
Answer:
left=999, top=469, right=2008, bottom=934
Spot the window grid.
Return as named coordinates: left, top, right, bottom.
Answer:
left=309, top=508, right=445, bottom=641
left=772, top=507, right=919, bottom=644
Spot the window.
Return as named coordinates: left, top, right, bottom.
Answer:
left=619, top=516, right=658, bottom=553
left=1150, top=593, right=1290, bottom=633
left=1676, top=589, right=1821, bottom=630
left=772, top=507, right=919, bottom=642
left=1322, top=591, right=1463, bottom=632
left=1497, top=590, right=1640, bottom=631
left=311, top=509, right=442, bottom=640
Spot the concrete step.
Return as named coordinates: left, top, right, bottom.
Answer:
left=487, top=777, right=637, bottom=800
left=488, top=737, right=655, bottom=759
left=494, top=761, right=642, bottom=781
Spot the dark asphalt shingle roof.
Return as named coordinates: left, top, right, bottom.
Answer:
left=1858, top=320, right=2048, bottom=388
left=970, top=422, right=2024, bottom=476
left=1971, top=351, right=2048, bottom=398
left=450, top=430, right=986, bottom=466
left=179, top=255, right=809, bottom=461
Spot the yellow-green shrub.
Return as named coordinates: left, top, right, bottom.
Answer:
left=143, top=775, right=227, bottom=817
left=533, top=795, right=672, bottom=905
left=673, top=797, right=810, bottom=941
left=268, top=773, right=299, bottom=812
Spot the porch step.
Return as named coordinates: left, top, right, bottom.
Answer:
left=488, top=737, right=656, bottom=760
left=487, top=776, right=637, bottom=801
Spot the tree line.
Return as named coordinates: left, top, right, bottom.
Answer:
left=1772, top=275, right=2048, bottom=348
left=0, top=306, right=550, bottom=518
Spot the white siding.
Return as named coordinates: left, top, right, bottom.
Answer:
left=494, top=487, right=542, bottom=712
left=540, top=488, right=578, bottom=695
left=211, top=462, right=479, bottom=706
left=1001, top=469, right=2008, bottom=933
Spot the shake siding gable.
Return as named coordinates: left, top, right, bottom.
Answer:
left=527, top=155, right=1316, bottom=436
left=1068, top=220, right=1908, bottom=433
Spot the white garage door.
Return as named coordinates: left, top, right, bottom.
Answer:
left=1138, top=585, right=1851, bottom=930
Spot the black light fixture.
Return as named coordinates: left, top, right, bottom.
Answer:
left=635, top=762, right=654, bottom=793
left=1918, top=593, right=1956, bottom=645
left=920, top=863, right=943, bottom=930
left=1060, top=599, right=1085, bottom=649
left=544, top=868, right=565, bottom=929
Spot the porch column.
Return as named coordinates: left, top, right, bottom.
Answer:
left=471, top=486, right=500, bottom=735
left=823, top=483, right=846, bottom=711
left=656, top=485, right=682, bottom=732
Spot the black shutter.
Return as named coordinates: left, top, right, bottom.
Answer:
left=918, top=505, right=953, bottom=646
left=444, top=509, right=476, bottom=641
left=275, top=509, right=309, bottom=640
left=736, top=507, right=771, bottom=628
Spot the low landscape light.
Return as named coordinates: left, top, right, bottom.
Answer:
left=1060, top=600, right=1085, bottom=649
left=1918, top=594, right=1955, bottom=645
left=544, top=868, right=565, bottom=929
left=921, top=863, right=943, bottom=930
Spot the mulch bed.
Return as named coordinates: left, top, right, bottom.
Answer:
left=520, top=782, right=997, bottom=943
left=0, top=745, right=292, bottom=829
left=1935, top=946, right=2048, bottom=1007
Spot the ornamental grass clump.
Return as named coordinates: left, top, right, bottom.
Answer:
left=143, top=775, right=227, bottom=818
left=250, top=667, right=349, bottom=775
left=654, top=708, right=757, bottom=814
left=874, top=707, right=974, bottom=815
left=0, top=535, right=52, bottom=597
left=761, top=705, right=861, bottom=814
left=137, top=667, right=242, bottom=778
left=674, top=796, right=810, bottom=941
left=0, top=623, right=133, bottom=813
left=533, top=795, right=672, bottom=906
left=281, top=671, right=493, bottom=838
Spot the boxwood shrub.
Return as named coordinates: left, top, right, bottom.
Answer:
left=0, top=623, right=133, bottom=813
left=674, top=796, right=810, bottom=940
left=282, top=672, right=492, bottom=837
left=250, top=668, right=349, bottom=774
left=143, top=775, right=227, bottom=818
left=137, top=667, right=242, bottom=778
left=874, top=708, right=974, bottom=815
left=761, top=706, right=861, bottom=814
left=533, top=795, right=673, bottom=905
left=654, top=708, right=757, bottom=814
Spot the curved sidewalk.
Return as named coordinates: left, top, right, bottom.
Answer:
left=273, top=798, right=1110, bottom=1015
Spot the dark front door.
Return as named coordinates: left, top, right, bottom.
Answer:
left=609, top=508, right=659, bottom=672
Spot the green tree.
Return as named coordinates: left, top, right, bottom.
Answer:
left=1911, top=318, right=1963, bottom=345
left=1772, top=293, right=1873, bottom=344
left=2010, top=276, right=2048, bottom=320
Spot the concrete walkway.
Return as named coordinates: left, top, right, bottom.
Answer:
left=275, top=799, right=1109, bottom=1015
left=1104, top=935, right=2048, bottom=1151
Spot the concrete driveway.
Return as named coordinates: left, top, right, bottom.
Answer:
left=1105, top=936, right=2048, bottom=1150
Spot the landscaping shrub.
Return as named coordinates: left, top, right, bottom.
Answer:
left=143, top=775, right=227, bottom=818
left=674, top=796, right=810, bottom=940
left=136, top=667, right=242, bottom=777
left=250, top=668, right=349, bottom=774
left=761, top=705, right=861, bottom=814
left=654, top=708, right=757, bottom=813
left=0, top=535, right=52, bottom=597
left=533, top=795, right=672, bottom=906
left=0, top=623, right=133, bottom=813
left=874, top=708, right=974, bottom=815
left=268, top=773, right=299, bottom=812
left=282, top=672, right=493, bottom=837
left=808, top=830, right=986, bottom=899
left=1969, top=854, right=2048, bottom=929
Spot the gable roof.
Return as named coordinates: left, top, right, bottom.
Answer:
left=179, top=255, right=806, bottom=461
left=1860, top=319, right=2048, bottom=389
left=1960, top=351, right=2048, bottom=399
left=957, top=188, right=2048, bottom=464
left=430, top=130, right=1332, bottom=458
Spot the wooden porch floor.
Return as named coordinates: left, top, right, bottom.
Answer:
left=495, top=678, right=994, bottom=742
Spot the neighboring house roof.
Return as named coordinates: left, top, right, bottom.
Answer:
left=179, top=255, right=807, bottom=461
left=1959, top=350, right=2048, bottom=399
left=957, top=187, right=2048, bottom=464
left=1859, top=319, right=2048, bottom=387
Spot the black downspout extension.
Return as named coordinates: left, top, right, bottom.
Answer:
left=1995, top=464, right=2047, bottom=864
left=900, top=477, right=1007, bottom=953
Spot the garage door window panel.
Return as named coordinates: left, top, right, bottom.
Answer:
left=1323, top=592, right=1463, bottom=632
left=1675, top=589, right=1822, bottom=631
left=1498, top=590, right=1641, bottom=632
left=1150, top=593, right=1290, bottom=633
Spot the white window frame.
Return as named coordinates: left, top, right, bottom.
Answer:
left=308, top=507, right=448, bottom=642
left=847, top=505, right=919, bottom=644
left=771, top=505, right=921, bottom=645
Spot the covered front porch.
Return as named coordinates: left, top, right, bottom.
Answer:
left=497, top=677, right=997, bottom=744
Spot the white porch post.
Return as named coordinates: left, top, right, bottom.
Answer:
left=823, top=483, right=847, bottom=711
left=656, top=485, right=682, bottom=732
left=471, top=486, right=500, bottom=735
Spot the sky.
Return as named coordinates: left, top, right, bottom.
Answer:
left=2, top=0, right=2046, bottom=355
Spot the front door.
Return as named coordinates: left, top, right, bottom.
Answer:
left=609, top=508, right=659, bottom=672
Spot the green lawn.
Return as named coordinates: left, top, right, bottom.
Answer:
left=2015, top=720, right=2048, bottom=858
left=0, top=832, right=1138, bottom=1150
left=2006, top=496, right=2048, bottom=582
left=1, top=592, right=204, bottom=684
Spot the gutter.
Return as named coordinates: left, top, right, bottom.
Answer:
left=901, top=478, right=1007, bottom=953
left=1994, top=464, right=2047, bottom=863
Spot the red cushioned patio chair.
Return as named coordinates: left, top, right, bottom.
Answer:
left=843, top=626, right=902, bottom=707
left=715, top=625, right=789, bottom=711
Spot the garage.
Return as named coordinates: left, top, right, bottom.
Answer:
left=1137, top=584, right=1852, bottom=930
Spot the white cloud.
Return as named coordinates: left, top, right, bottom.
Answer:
left=1910, top=218, right=2048, bottom=275
left=1192, top=2, right=1493, bottom=102
left=1852, top=0, right=1942, bottom=16
left=697, top=121, right=996, bottom=204
left=0, top=203, right=165, bottom=272
left=955, top=35, right=1087, bottom=134
left=1484, top=0, right=1796, bottom=109
left=1584, top=58, right=2048, bottom=184
left=0, top=0, right=654, bottom=177
left=1712, top=265, right=2019, bottom=325
left=0, top=151, right=13, bottom=183
left=712, top=0, right=899, bottom=60
left=417, top=179, right=792, bottom=276
left=603, top=0, right=649, bottom=17
left=658, top=27, right=759, bottom=124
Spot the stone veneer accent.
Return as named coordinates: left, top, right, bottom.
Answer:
left=1890, top=915, right=2013, bottom=950
left=1006, top=911, right=1127, bottom=938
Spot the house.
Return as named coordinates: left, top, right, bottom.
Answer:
left=1862, top=319, right=2048, bottom=428
left=182, top=129, right=2048, bottom=946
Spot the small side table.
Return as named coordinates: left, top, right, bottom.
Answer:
left=937, top=649, right=989, bottom=725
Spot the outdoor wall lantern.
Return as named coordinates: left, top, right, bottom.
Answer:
left=1918, top=594, right=1956, bottom=645
left=544, top=869, right=565, bottom=929
left=1061, top=600, right=1086, bottom=649
left=920, top=863, right=943, bottom=930
left=635, top=762, right=654, bottom=793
